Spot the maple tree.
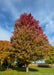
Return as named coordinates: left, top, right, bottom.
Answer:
left=10, top=13, right=51, bottom=72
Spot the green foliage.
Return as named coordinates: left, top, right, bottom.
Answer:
left=45, top=46, right=54, bottom=64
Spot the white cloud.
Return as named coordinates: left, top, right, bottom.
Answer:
left=42, top=18, right=54, bottom=45
left=0, top=0, right=21, bottom=20
left=0, top=27, right=12, bottom=41
left=33, top=11, right=54, bottom=46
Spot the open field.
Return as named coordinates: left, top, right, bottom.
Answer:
left=0, top=67, right=54, bottom=75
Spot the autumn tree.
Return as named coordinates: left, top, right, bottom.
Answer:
left=0, top=40, right=16, bottom=70
left=10, top=13, right=51, bottom=72
left=0, top=41, right=10, bottom=67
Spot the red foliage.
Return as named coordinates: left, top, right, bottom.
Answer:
left=14, top=13, right=43, bottom=34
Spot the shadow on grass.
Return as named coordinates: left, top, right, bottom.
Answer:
left=0, top=67, right=7, bottom=71
left=11, top=66, right=38, bottom=72
left=29, top=67, right=38, bottom=72
left=0, top=66, right=38, bottom=72
left=11, top=66, right=26, bottom=72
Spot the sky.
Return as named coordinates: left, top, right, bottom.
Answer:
left=0, top=0, right=54, bottom=45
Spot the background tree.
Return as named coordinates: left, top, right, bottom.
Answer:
left=45, top=46, right=54, bottom=65
left=0, top=41, right=11, bottom=69
left=10, top=13, right=51, bottom=72
left=0, top=41, right=9, bottom=63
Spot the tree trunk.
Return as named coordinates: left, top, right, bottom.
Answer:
left=51, top=64, right=53, bottom=68
left=6, top=65, right=9, bottom=71
left=26, top=64, right=28, bottom=72
left=0, top=60, right=1, bottom=66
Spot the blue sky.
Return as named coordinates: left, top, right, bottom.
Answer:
left=0, top=0, right=54, bottom=45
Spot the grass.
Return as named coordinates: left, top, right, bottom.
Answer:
left=0, top=66, right=54, bottom=75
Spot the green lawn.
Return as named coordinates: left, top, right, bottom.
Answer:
left=0, top=67, right=54, bottom=75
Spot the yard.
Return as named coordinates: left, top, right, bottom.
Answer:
left=0, top=67, right=54, bottom=75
